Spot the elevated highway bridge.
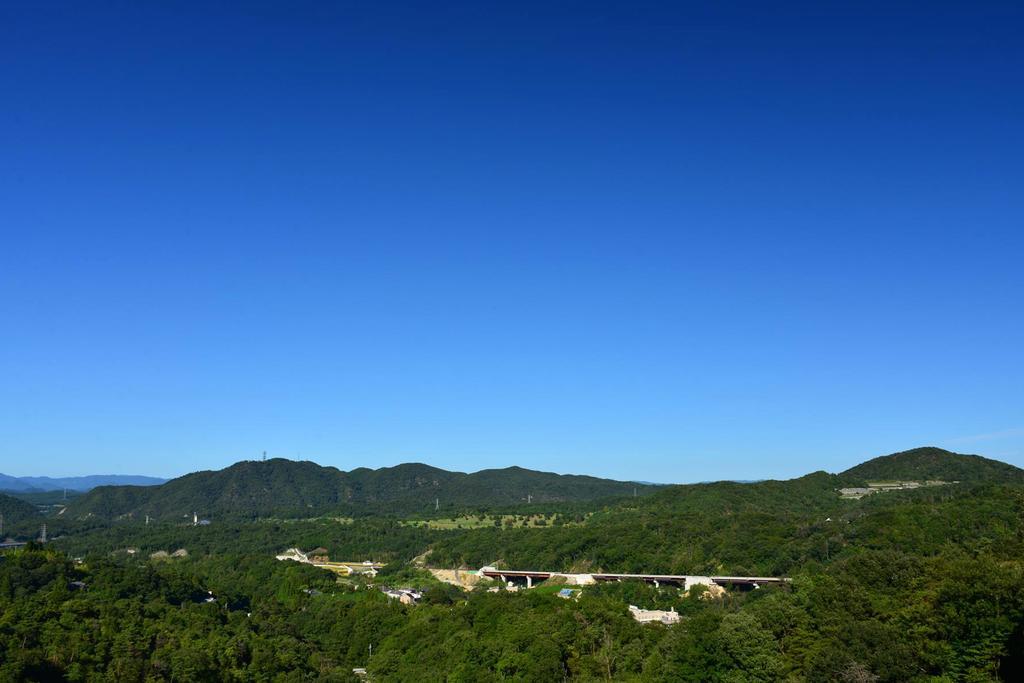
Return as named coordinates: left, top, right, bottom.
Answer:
left=479, top=567, right=789, bottom=590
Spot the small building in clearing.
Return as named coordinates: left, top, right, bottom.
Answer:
left=629, top=605, right=680, bottom=625
left=383, top=588, right=422, bottom=605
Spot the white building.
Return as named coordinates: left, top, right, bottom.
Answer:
left=383, top=588, right=422, bottom=605
left=628, top=605, right=680, bottom=625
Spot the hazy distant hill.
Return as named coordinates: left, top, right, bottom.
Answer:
left=64, top=459, right=657, bottom=521
left=0, top=474, right=40, bottom=492
left=841, top=446, right=1024, bottom=484
left=0, top=473, right=166, bottom=493
left=0, top=492, right=40, bottom=527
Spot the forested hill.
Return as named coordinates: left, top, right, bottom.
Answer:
left=64, top=459, right=657, bottom=521
left=25, top=447, right=1024, bottom=680
left=0, top=492, right=39, bottom=526
left=841, top=446, right=1024, bottom=483
left=427, top=449, right=1024, bottom=575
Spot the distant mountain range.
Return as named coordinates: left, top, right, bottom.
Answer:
left=0, top=473, right=167, bottom=493
left=64, top=459, right=658, bottom=521
left=29, top=446, right=1024, bottom=525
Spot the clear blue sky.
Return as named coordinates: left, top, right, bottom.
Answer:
left=2, top=1, right=1022, bottom=481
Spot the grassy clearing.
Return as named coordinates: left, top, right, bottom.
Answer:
left=401, top=513, right=583, bottom=530
left=529, top=582, right=575, bottom=596
left=264, top=516, right=355, bottom=524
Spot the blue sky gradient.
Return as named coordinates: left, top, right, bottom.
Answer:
left=2, top=2, right=1022, bottom=481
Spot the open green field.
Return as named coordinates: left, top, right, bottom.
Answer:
left=401, top=513, right=586, bottom=530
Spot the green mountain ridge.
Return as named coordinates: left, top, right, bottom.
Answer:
left=61, top=447, right=1024, bottom=531
left=0, top=492, right=40, bottom=528
left=841, top=446, right=1024, bottom=483
left=427, top=449, right=1024, bottom=575
left=65, top=459, right=658, bottom=521
left=27, top=445, right=1024, bottom=681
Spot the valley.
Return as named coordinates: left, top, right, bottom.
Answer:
left=3, top=447, right=1023, bottom=680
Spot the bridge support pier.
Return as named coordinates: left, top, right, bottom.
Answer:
left=653, top=580, right=659, bottom=588
left=527, top=576, right=533, bottom=588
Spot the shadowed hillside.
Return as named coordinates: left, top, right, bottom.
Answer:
left=0, top=492, right=40, bottom=527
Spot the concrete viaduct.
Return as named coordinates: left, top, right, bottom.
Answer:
left=479, top=567, right=789, bottom=590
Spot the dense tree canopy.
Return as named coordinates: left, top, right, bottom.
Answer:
left=0, top=492, right=39, bottom=527
left=2, top=448, right=1023, bottom=680
left=3, top=544, right=1022, bottom=681
left=841, top=447, right=1024, bottom=485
